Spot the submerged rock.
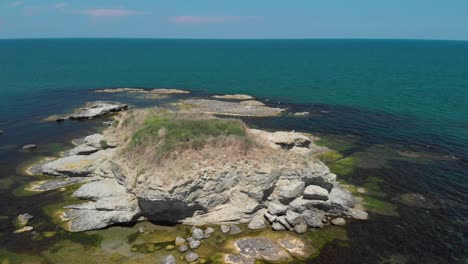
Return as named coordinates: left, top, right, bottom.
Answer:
left=22, top=144, right=37, bottom=150
left=398, top=193, right=442, bottom=209
left=14, top=226, right=34, bottom=234
left=233, top=237, right=291, bottom=262
left=0, top=129, right=4, bottom=135
left=69, top=102, right=128, bottom=120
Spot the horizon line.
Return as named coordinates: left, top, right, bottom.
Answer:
left=0, top=37, right=468, bottom=42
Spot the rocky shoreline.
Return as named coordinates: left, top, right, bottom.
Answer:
left=23, top=92, right=367, bottom=263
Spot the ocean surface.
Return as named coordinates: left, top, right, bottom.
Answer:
left=0, top=39, right=467, bottom=263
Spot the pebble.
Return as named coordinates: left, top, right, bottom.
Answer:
left=175, top=236, right=186, bottom=246
left=229, top=224, right=242, bottom=235
left=185, top=252, right=199, bottom=262
left=189, top=240, right=201, bottom=249
left=178, top=244, right=189, bottom=253
left=165, top=245, right=175, bottom=250
left=220, top=224, right=230, bottom=234
left=192, top=227, right=204, bottom=240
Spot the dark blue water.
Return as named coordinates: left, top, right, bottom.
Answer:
left=0, top=39, right=467, bottom=263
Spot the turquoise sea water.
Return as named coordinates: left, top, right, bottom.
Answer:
left=0, top=39, right=467, bottom=263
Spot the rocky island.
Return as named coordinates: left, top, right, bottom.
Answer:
left=25, top=94, right=367, bottom=263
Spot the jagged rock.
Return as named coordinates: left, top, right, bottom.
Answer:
left=230, top=224, right=242, bottom=235
left=285, top=210, right=305, bottom=227
left=175, top=237, right=186, bottom=246
left=303, top=209, right=325, bottom=228
left=289, top=197, right=326, bottom=212
left=16, top=213, right=33, bottom=227
left=185, top=252, right=199, bottom=262
left=233, top=237, right=291, bottom=262
left=178, top=245, right=188, bottom=253
left=327, top=185, right=357, bottom=216
left=248, top=215, right=266, bottom=230
left=264, top=212, right=277, bottom=223
left=69, top=102, right=128, bottom=120
left=221, top=225, right=231, bottom=233
left=192, top=227, right=204, bottom=240
left=274, top=180, right=305, bottom=204
left=276, top=216, right=293, bottom=230
left=331, top=217, right=346, bottom=226
left=161, top=255, right=176, bottom=264
left=14, top=226, right=34, bottom=234
left=22, top=144, right=37, bottom=149
left=303, top=185, right=329, bottom=201
left=272, top=222, right=287, bottom=231
left=189, top=240, right=201, bottom=249
left=267, top=202, right=287, bottom=215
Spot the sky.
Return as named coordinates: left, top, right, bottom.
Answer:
left=1, top=0, right=468, bottom=40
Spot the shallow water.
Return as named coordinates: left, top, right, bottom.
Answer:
left=0, top=39, right=467, bottom=263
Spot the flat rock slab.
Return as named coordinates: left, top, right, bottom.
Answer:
left=37, top=149, right=113, bottom=177
left=212, top=94, right=255, bottom=100
left=73, top=178, right=128, bottom=200
left=94, top=88, right=190, bottom=95
left=182, top=99, right=284, bottom=117
left=234, top=237, right=291, bottom=262
left=69, top=102, right=128, bottom=120
left=27, top=177, right=94, bottom=192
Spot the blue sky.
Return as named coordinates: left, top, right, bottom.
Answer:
left=1, top=0, right=468, bottom=40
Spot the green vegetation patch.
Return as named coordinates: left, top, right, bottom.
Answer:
left=329, top=156, right=358, bottom=176
left=128, top=112, right=251, bottom=160
left=306, top=226, right=348, bottom=258
left=317, top=151, right=344, bottom=164
left=363, top=196, right=399, bottom=216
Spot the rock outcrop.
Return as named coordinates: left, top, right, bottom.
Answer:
left=29, top=110, right=366, bottom=233
left=181, top=99, right=284, bottom=117
left=69, top=102, right=128, bottom=120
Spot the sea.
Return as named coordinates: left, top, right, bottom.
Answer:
left=0, top=39, right=467, bottom=263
